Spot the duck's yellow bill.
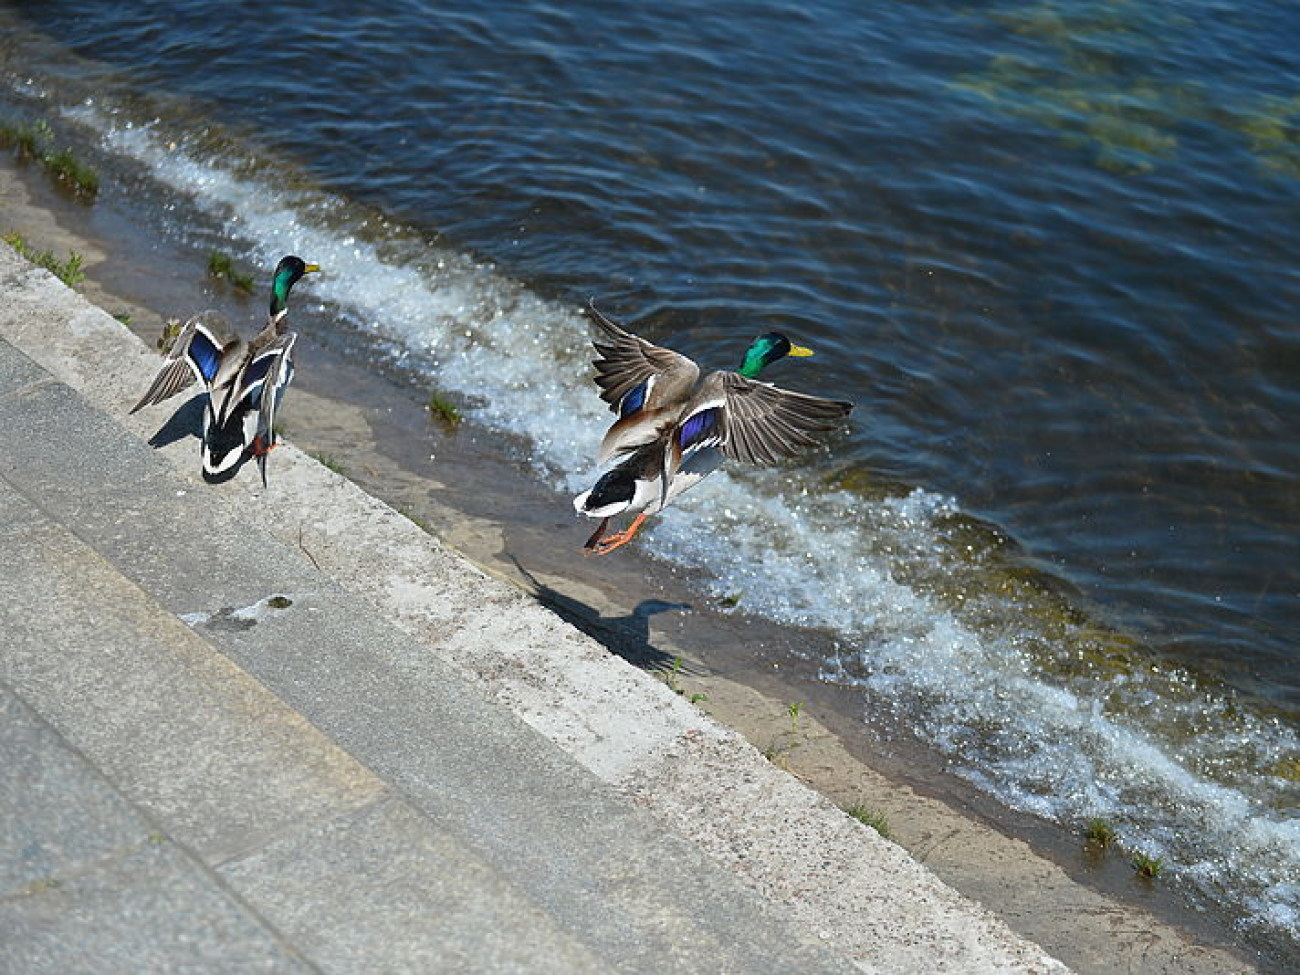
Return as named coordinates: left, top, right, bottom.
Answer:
left=304, top=263, right=321, bottom=273
left=788, top=343, right=815, bottom=357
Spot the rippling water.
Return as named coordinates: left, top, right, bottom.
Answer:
left=1, top=0, right=1297, bottom=956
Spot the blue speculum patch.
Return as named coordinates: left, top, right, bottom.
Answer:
left=619, top=381, right=648, bottom=418
left=677, top=408, right=721, bottom=451
left=190, top=332, right=222, bottom=382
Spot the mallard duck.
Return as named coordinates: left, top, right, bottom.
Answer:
left=574, top=304, right=854, bottom=554
left=131, top=255, right=319, bottom=484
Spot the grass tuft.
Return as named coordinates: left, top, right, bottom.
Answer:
left=0, top=120, right=99, bottom=198
left=154, top=318, right=183, bottom=353
left=207, top=251, right=255, bottom=294
left=426, top=392, right=462, bottom=433
left=786, top=701, right=803, bottom=734
left=1131, top=851, right=1164, bottom=879
left=308, top=450, right=346, bottom=476
left=658, top=656, right=708, bottom=705
left=3, top=232, right=86, bottom=288
left=842, top=802, right=892, bottom=839
left=42, top=145, right=99, bottom=197
left=1085, top=817, right=1118, bottom=848
left=663, top=656, right=685, bottom=694
left=398, top=507, right=434, bottom=533
left=2, top=119, right=47, bottom=157
left=762, top=738, right=795, bottom=769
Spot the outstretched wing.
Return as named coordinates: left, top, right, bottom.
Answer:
left=717, top=372, right=853, bottom=465
left=587, top=302, right=701, bottom=462
left=129, top=311, right=233, bottom=413
left=588, top=302, right=700, bottom=414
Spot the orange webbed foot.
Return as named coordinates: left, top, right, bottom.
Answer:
left=251, top=434, right=279, bottom=457
left=584, top=514, right=649, bottom=556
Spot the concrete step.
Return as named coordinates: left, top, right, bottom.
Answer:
left=0, top=473, right=605, bottom=974
left=0, top=337, right=855, bottom=972
left=1, top=686, right=312, bottom=974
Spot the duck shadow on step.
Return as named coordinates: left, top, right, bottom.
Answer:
left=507, top=555, right=693, bottom=674
left=142, top=395, right=246, bottom=484
left=145, top=394, right=204, bottom=449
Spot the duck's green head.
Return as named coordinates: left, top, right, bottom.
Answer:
left=269, top=255, right=320, bottom=318
left=737, top=332, right=814, bottom=378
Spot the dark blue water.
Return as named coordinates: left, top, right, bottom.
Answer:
left=1, top=0, right=1297, bottom=953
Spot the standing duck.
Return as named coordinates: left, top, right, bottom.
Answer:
left=131, top=255, right=319, bottom=484
left=574, top=304, right=854, bottom=554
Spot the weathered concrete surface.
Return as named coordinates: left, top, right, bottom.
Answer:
left=0, top=240, right=1082, bottom=972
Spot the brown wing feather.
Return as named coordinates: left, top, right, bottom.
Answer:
left=587, top=302, right=700, bottom=412
left=719, top=372, right=853, bottom=465
left=130, top=353, right=197, bottom=414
